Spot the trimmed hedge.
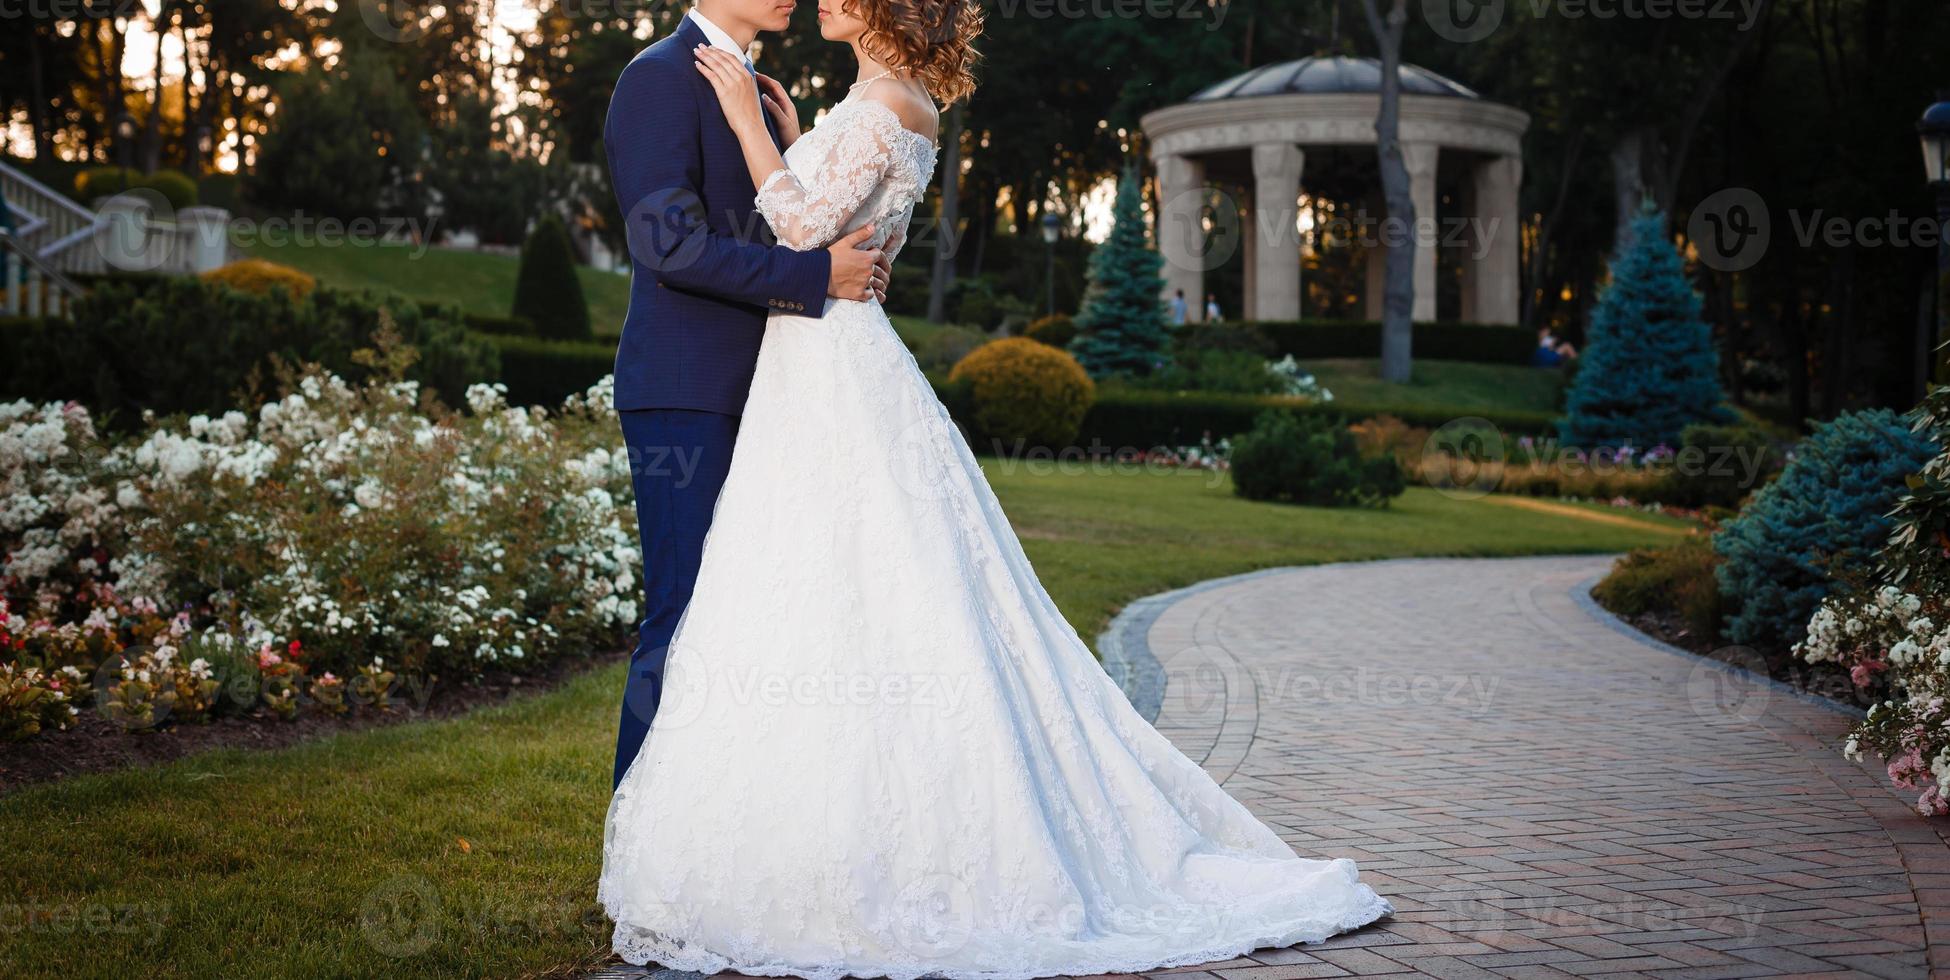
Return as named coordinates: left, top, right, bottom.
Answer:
left=487, top=334, right=617, bottom=407
left=0, top=280, right=496, bottom=425
left=1070, top=387, right=1557, bottom=452
left=1187, top=320, right=1534, bottom=365
left=474, top=331, right=1560, bottom=449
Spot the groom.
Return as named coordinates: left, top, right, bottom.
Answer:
left=605, top=0, right=889, bottom=788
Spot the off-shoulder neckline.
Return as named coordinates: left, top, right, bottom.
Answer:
left=834, top=94, right=940, bottom=151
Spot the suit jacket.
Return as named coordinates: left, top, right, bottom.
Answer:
left=604, top=16, right=832, bottom=415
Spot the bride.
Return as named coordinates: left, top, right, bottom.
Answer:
left=597, top=1, right=1393, bottom=975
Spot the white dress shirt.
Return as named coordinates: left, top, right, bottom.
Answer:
left=688, top=7, right=754, bottom=68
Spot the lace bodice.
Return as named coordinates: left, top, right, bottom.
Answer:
left=754, top=94, right=938, bottom=264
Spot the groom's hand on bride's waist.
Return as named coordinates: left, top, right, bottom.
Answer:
left=826, top=224, right=888, bottom=304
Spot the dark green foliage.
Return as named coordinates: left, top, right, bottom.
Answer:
left=1067, top=387, right=1557, bottom=454
left=1560, top=206, right=1730, bottom=448
left=251, top=47, right=424, bottom=220
left=1024, top=315, right=1077, bottom=348
left=1669, top=422, right=1781, bottom=509
left=417, top=302, right=535, bottom=337
left=424, top=90, right=552, bottom=245
left=1713, top=409, right=1937, bottom=649
left=0, top=277, right=496, bottom=424
left=485, top=334, right=617, bottom=407
left=1592, top=536, right=1724, bottom=640
left=1070, top=166, right=1168, bottom=377
left=512, top=214, right=592, bottom=341
left=1185, top=320, right=1537, bottom=365
left=1138, top=349, right=1286, bottom=395
left=1228, top=411, right=1406, bottom=508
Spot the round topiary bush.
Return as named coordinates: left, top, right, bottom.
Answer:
left=200, top=257, right=317, bottom=300
left=947, top=337, right=1095, bottom=452
left=1024, top=314, right=1076, bottom=349
left=76, top=167, right=201, bottom=210
left=1713, top=408, right=1937, bottom=650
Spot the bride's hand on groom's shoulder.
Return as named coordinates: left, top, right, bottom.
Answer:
left=693, top=46, right=765, bottom=137
left=755, top=73, right=802, bottom=146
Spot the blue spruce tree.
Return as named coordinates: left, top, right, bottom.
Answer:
left=1069, top=165, right=1169, bottom=377
left=1559, top=204, right=1729, bottom=448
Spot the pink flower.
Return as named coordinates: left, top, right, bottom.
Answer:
left=1921, top=786, right=1949, bottom=817
left=1889, top=746, right=1928, bottom=789
left=1850, top=660, right=1886, bottom=688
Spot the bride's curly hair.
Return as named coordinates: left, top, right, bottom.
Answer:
left=849, top=0, right=983, bottom=105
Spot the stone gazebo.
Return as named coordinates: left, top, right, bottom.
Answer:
left=1140, top=56, right=1529, bottom=324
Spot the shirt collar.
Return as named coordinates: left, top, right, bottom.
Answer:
left=687, top=7, right=752, bottom=66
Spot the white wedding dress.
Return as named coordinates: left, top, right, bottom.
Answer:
left=598, top=86, right=1392, bottom=979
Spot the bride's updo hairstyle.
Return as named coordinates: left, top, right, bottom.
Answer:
left=850, top=0, right=983, bottom=105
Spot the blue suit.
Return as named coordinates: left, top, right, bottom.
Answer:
left=605, top=16, right=832, bottom=788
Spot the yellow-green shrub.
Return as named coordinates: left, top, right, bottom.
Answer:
left=200, top=257, right=316, bottom=300
left=948, top=337, right=1095, bottom=452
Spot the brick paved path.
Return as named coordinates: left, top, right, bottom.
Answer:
left=590, top=556, right=1950, bottom=980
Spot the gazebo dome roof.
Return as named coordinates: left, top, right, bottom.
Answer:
left=1189, top=55, right=1480, bottom=102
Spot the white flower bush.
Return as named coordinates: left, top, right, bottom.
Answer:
left=1796, top=384, right=1950, bottom=815
left=1, top=359, right=642, bottom=739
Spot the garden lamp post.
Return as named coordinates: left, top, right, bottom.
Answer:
left=1040, top=211, right=1061, bottom=317
left=1921, top=92, right=1950, bottom=389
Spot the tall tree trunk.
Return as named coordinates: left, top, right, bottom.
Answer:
left=927, top=104, right=964, bottom=323
left=28, top=27, right=53, bottom=161
left=142, top=3, right=169, bottom=174
left=1609, top=126, right=1654, bottom=248
left=1363, top=0, right=1414, bottom=383
left=181, top=17, right=200, bottom=176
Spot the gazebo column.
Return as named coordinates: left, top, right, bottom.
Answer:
left=1403, top=141, right=1439, bottom=323
left=1155, top=153, right=1206, bottom=321
left=1251, top=142, right=1304, bottom=322
left=1462, top=154, right=1522, bottom=325
left=1241, top=183, right=1258, bottom=320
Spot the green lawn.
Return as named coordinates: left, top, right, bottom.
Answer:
left=0, top=466, right=1681, bottom=979
left=1301, top=358, right=1565, bottom=417
left=239, top=238, right=635, bottom=338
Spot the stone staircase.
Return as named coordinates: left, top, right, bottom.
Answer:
left=0, top=159, right=237, bottom=317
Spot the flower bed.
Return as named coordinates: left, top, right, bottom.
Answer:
left=1, top=356, right=640, bottom=748
left=1795, top=386, right=1950, bottom=815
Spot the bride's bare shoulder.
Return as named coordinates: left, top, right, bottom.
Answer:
left=858, top=82, right=939, bottom=144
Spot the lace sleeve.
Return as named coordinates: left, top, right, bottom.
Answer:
left=754, top=100, right=906, bottom=251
